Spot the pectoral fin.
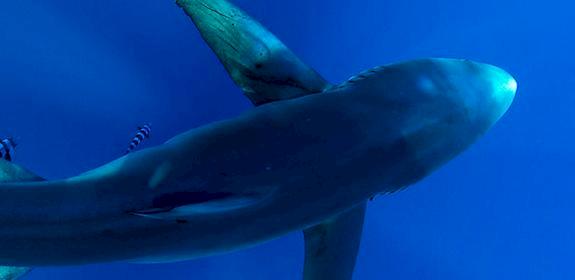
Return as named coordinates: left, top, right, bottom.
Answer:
left=0, top=160, right=43, bottom=280
left=176, top=0, right=330, bottom=105
left=303, top=202, right=367, bottom=280
left=0, top=160, right=44, bottom=183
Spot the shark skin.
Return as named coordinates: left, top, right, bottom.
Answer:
left=0, top=266, right=30, bottom=280
left=175, top=0, right=330, bottom=105
left=0, top=160, right=43, bottom=280
left=0, top=0, right=516, bottom=279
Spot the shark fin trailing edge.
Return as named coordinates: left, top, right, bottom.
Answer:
left=303, top=202, right=366, bottom=280
left=177, top=0, right=330, bottom=105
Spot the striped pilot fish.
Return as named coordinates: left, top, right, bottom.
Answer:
left=0, top=137, right=17, bottom=162
left=125, top=124, right=151, bottom=155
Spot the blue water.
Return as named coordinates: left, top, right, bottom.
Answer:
left=0, top=0, right=571, bottom=279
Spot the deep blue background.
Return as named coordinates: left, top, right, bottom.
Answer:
left=0, top=0, right=571, bottom=279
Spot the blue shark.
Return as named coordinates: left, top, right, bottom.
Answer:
left=0, top=0, right=516, bottom=279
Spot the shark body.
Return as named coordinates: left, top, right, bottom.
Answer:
left=0, top=0, right=516, bottom=279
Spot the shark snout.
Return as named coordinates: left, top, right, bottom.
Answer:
left=392, top=59, right=517, bottom=184
left=468, top=61, right=517, bottom=126
left=427, top=59, right=516, bottom=128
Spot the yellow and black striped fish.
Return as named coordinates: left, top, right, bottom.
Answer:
left=0, top=137, right=17, bottom=162
left=125, top=124, right=151, bottom=154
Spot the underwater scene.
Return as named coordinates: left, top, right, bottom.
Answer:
left=0, top=0, right=571, bottom=279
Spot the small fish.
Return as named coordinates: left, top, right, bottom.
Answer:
left=125, top=124, right=151, bottom=154
left=0, top=137, right=17, bottom=162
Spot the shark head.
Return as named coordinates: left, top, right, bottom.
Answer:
left=335, top=58, right=516, bottom=187
left=420, top=58, right=517, bottom=129
left=395, top=58, right=516, bottom=185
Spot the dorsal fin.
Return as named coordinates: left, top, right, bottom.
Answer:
left=177, top=0, right=330, bottom=105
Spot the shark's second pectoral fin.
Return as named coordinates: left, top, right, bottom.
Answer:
left=0, top=160, right=44, bottom=280
left=177, top=0, right=330, bottom=105
left=303, top=202, right=367, bottom=280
